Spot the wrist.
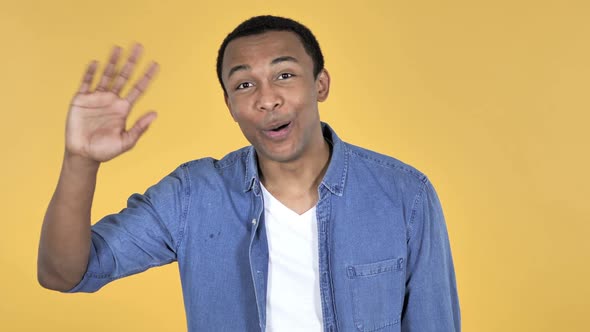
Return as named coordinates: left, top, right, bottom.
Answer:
left=63, top=151, right=100, bottom=173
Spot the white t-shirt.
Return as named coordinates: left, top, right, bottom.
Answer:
left=261, top=184, right=323, bottom=331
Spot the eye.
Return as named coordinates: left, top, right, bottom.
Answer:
left=278, top=73, right=294, bottom=80
left=236, top=82, right=254, bottom=90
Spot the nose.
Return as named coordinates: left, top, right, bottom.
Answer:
left=255, top=82, right=282, bottom=112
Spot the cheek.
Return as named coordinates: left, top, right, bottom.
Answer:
left=296, top=90, right=319, bottom=115
left=289, top=87, right=314, bottom=109
left=232, top=107, right=260, bottom=130
left=228, top=98, right=250, bottom=120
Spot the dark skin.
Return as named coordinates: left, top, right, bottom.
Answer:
left=37, top=31, right=330, bottom=291
left=37, top=44, right=158, bottom=291
left=223, top=31, right=331, bottom=214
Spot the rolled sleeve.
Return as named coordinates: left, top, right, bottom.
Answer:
left=64, top=165, right=189, bottom=293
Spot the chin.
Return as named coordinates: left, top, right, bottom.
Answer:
left=259, top=146, right=302, bottom=164
left=265, top=152, right=298, bottom=163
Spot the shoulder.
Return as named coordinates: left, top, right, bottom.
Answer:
left=177, top=146, right=251, bottom=173
left=344, top=142, right=429, bottom=188
left=163, top=146, right=251, bottom=194
left=341, top=142, right=443, bottom=240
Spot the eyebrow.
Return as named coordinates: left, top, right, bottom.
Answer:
left=227, top=56, right=299, bottom=79
left=271, top=55, right=298, bottom=65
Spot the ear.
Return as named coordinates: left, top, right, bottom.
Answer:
left=315, top=68, right=331, bottom=102
left=224, top=93, right=237, bottom=121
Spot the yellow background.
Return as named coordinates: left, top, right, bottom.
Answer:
left=1, top=0, right=589, bottom=330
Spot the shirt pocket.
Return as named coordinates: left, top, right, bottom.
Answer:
left=346, top=257, right=405, bottom=332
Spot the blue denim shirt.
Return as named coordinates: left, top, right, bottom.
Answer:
left=67, top=122, right=460, bottom=331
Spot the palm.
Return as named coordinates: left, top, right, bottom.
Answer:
left=66, top=44, right=159, bottom=162
left=68, top=92, right=133, bottom=161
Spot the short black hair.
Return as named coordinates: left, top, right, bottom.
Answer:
left=216, top=15, right=325, bottom=95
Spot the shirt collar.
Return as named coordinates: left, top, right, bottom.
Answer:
left=243, top=145, right=260, bottom=194
left=243, top=122, right=348, bottom=197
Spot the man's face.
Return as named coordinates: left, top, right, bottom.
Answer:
left=222, top=30, right=330, bottom=164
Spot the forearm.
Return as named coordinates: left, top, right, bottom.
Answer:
left=37, top=152, right=100, bottom=291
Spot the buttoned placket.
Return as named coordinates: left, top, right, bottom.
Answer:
left=248, top=182, right=339, bottom=332
left=317, top=185, right=338, bottom=332
left=248, top=183, right=268, bottom=331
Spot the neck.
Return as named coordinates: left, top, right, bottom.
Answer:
left=258, top=134, right=331, bottom=196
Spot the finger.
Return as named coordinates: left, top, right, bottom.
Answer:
left=125, top=62, right=159, bottom=105
left=78, top=61, right=98, bottom=93
left=96, top=46, right=122, bottom=91
left=112, top=44, right=143, bottom=95
left=122, top=111, right=158, bottom=151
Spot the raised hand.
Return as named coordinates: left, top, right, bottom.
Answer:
left=66, top=44, right=159, bottom=162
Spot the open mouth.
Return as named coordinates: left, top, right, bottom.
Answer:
left=270, top=122, right=291, bottom=131
left=264, top=121, right=293, bottom=139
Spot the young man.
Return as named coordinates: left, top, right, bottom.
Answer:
left=38, top=15, right=460, bottom=331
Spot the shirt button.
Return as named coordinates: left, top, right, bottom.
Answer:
left=251, top=219, right=257, bottom=225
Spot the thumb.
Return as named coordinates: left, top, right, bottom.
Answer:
left=122, top=111, right=158, bottom=151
